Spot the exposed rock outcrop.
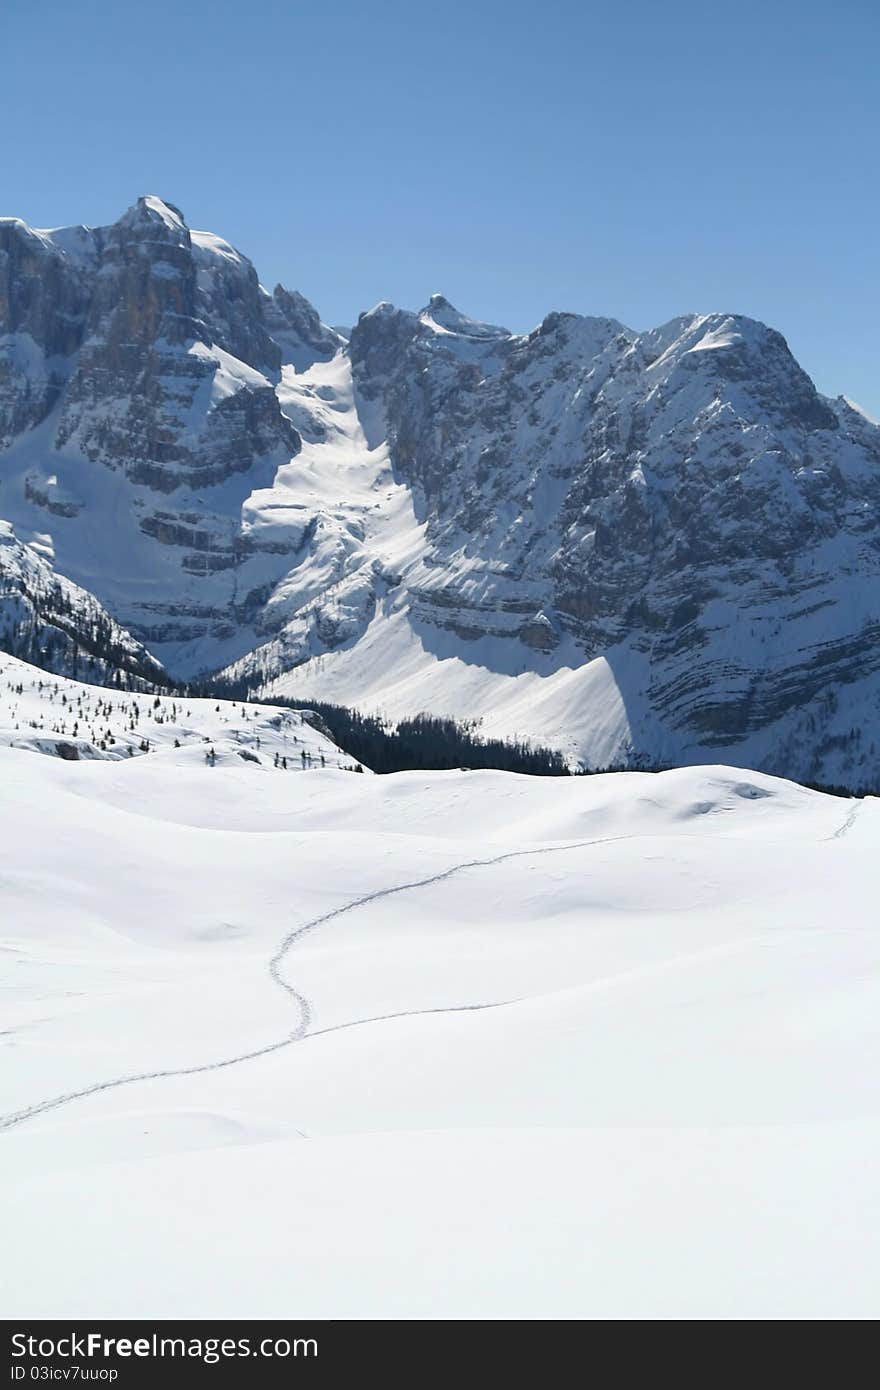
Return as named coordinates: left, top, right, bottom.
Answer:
left=0, top=520, right=166, bottom=686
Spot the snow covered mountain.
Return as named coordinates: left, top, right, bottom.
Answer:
left=2, top=196, right=879, bottom=786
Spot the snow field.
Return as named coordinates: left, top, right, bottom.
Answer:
left=1, top=710, right=878, bottom=1317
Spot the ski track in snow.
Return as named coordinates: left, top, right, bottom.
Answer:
left=831, top=800, right=862, bottom=840
left=4, top=797, right=864, bottom=1137
left=0, top=833, right=641, bottom=1134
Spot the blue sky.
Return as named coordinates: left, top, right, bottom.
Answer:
left=4, top=0, right=878, bottom=414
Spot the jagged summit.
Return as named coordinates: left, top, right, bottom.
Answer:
left=359, top=300, right=404, bottom=320
left=266, top=284, right=344, bottom=371
left=120, top=194, right=188, bottom=231
left=418, top=292, right=510, bottom=340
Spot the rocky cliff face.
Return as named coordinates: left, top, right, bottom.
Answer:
left=1, top=198, right=296, bottom=472
left=0, top=197, right=306, bottom=670
left=337, top=299, right=880, bottom=781
left=0, top=220, right=90, bottom=447
left=33, top=197, right=299, bottom=494
left=264, top=285, right=345, bottom=372
left=1, top=196, right=879, bottom=786
left=0, top=520, right=166, bottom=686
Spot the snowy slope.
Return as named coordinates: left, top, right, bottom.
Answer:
left=1, top=742, right=878, bottom=1317
left=0, top=651, right=356, bottom=770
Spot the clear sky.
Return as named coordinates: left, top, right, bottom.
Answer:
left=4, top=0, right=878, bottom=415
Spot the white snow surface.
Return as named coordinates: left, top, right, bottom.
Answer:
left=1, top=669, right=878, bottom=1319
left=0, top=651, right=353, bottom=770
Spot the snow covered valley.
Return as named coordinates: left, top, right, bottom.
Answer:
left=1, top=656, right=878, bottom=1319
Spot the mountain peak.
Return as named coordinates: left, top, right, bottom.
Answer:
left=417, top=294, right=510, bottom=340
left=121, top=195, right=188, bottom=233
left=360, top=300, right=402, bottom=321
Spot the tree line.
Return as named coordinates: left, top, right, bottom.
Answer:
left=254, top=701, right=571, bottom=777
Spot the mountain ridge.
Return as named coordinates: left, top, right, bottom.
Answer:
left=2, top=195, right=878, bottom=786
